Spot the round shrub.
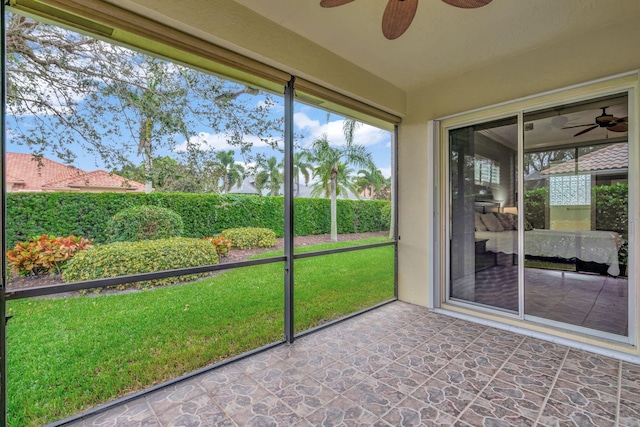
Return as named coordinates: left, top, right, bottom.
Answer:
left=106, top=205, right=184, bottom=242
left=62, top=237, right=219, bottom=289
left=220, top=227, right=277, bottom=249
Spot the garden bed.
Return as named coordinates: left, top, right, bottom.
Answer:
left=6, top=231, right=389, bottom=292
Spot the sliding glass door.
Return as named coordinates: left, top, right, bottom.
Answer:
left=523, top=94, right=629, bottom=337
left=448, top=117, right=519, bottom=312
left=446, top=92, right=632, bottom=340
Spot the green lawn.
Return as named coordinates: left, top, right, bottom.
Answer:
left=7, top=238, right=394, bottom=427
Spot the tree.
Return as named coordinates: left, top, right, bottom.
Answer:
left=311, top=162, right=358, bottom=199
left=310, top=134, right=373, bottom=241
left=355, top=166, right=387, bottom=199
left=344, top=118, right=395, bottom=238
left=213, top=150, right=245, bottom=193
left=293, top=151, right=313, bottom=196
left=6, top=12, right=282, bottom=184
left=254, top=156, right=283, bottom=196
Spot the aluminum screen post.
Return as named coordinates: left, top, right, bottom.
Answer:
left=1, top=2, right=8, bottom=425
left=283, top=77, right=295, bottom=343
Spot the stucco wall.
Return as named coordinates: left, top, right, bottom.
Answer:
left=398, top=19, right=640, bottom=307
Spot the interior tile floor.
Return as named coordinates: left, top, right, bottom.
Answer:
left=66, top=301, right=640, bottom=427
left=460, top=264, right=628, bottom=336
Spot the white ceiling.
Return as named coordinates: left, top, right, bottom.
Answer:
left=235, top=0, right=640, bottom=91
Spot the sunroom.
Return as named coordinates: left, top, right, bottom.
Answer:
left=2, top=0, right=640, bottom=426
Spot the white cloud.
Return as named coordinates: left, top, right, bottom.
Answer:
left=174, top=132, right=280, bottom=153
left=293, top=112, right=391, bottom=148
left=378, top=166, right=392, bottom=179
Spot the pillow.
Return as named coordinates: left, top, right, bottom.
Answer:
left=495, top=212, right=516, bottom=230
left=481, top=213, right=504, bottom=232
left=475, top=212, right=488, bottom=231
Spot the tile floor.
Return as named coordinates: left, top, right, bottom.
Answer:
left=66, top=302, right=640, bottom=427
left=456, top=264, right=628, bottom=336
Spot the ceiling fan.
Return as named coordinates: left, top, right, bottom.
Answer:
left=562, top=107, right=628, bottom=137
left=320, top=0, right=493, bottom=40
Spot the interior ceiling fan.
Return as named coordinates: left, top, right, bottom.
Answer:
left=562, top=107, right=628, bottom=137
left=320, top=0, right=492, bottom=40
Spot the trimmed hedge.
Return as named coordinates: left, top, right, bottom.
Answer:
left=62, top=237, right=219, bottom=289
left=524, top=184, right=628, bottom=234
left=594, top=183, right=628, bottom=235
left=107, top=205, right=184, bottom=242
left=221, top=228, right=277, bottom=249
left=6, top=192, right=390, bottom=247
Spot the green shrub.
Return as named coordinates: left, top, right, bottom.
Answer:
left=380, top=203, right=392, bottom=230
left=6, top=234, right=92, bottom=276
left=6, top=192, right=390, bottom=247
left=220, top=227, right=277, bottom=249
left=594, top=183, right=628, bottom=234
left=62, top=237, right=218, bottom=289
left=203, top=236, right=233, bottom=257
left=106, top=205, right=184, bottom=242
left=523, top=187, right=548, bottom=229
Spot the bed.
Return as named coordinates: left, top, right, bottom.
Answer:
left=475, top=229, right=623, bottom=276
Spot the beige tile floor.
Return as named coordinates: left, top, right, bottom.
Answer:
left=64, top=301, right=640, bottom=427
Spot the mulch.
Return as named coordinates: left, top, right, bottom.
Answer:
left=6, top=231, right=388, bottom=293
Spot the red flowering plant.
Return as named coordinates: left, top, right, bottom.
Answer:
left=6, top=234, right=93, bottom=276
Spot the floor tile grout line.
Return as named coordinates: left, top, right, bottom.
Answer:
left=330, top=312, right=473, bottom=422
left=143, top=392, right=173, bottom=427
left=196, top=376, right=242, bottom=426
left=615, top=360, right=622, bottom=427
left=450, top=333, right=528, bottom=425
left=531, top=346, right=570, bottom=427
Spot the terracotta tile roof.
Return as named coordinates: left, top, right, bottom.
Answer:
left=41, top=170, right=145, bottom=191
left=541, top=143, right=628, bottom=175
left=6, top=152, right=145, bottom=192
left=6, top=174, right=24, bottom=183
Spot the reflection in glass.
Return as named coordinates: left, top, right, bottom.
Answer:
left=448, top=118, right=519, bottom=312
left=523, top=94, right=629, bottom=336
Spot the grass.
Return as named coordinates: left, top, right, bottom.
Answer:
left=6, top=238, right=394, bottom=427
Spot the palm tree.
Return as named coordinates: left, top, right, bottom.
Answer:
left=310, top=134, right=374, bottom=241
left=355, top=166, right=387, bottom=199
left=255, top=156, right=283, bottom=196
left=293, top=151, right=313, bottom=196
left=311, top=162, right=358, bottom=199
left=213, top=150, right=245, bottom=193
left=345, top=118, right=395, bottom=238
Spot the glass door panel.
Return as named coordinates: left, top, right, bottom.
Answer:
left=448, top=117, right=519, bottom=312
left=523, top=94, right=629, bottom=337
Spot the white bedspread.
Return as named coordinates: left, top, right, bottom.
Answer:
left=475, top=229, right=622, bottom=276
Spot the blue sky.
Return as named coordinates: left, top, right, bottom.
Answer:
left=7, top=93, right=393, bottom=180
left=5, top=14, right=393, bottom=181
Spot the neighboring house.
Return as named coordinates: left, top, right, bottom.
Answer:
left=227, top=177, right=260, bottom=195
left=228, top=177, right=361, bottom=199
left=540, top=143, right=629, bottom=179
left=6, top=152, right=145, bottom=193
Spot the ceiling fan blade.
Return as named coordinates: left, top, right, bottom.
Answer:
left=573, top=125, right=598, bottom=137
left=562, top=124, right=595, bottom=129
left=382, top=0, right=418, bottom=40
left=607, top=121, right=628, bottom=133
left=320, top=0, right=355, bottom=7
left=442, top=0, right=492, bottom=8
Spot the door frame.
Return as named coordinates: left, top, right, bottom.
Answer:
left=433, top=73, right=639, bottom=349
